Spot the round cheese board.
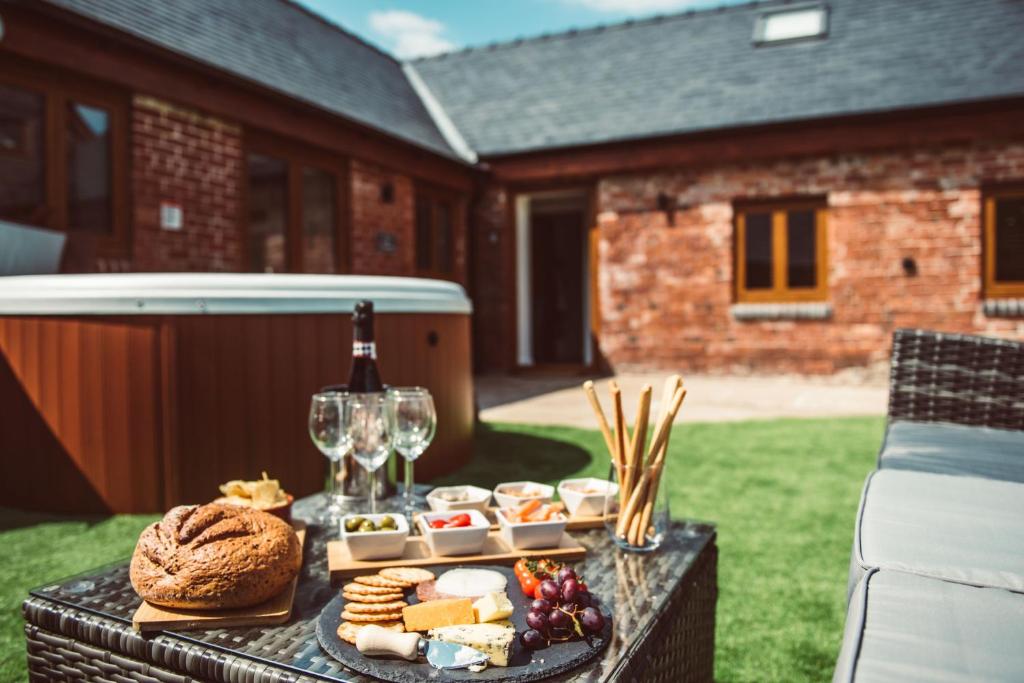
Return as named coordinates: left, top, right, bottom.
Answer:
left=316, top=564, right=612, bottom=683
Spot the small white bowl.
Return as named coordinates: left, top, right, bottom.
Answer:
left=417, top=509, right=491, bottom=556
left=426, top=485, right=493, bottom=512
left=340, top=513, right=408, bottom=561
left=495, top=507, right=567, bottom=550
left=558, top=478, right=619, bottom=517
left=493, top=481, right=554, bottom=510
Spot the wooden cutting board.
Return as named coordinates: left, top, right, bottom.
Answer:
left=415, top=508, right=613, bottom=532
left=327, top=531, right=585, bottom=581
left=132, top=522, right=306, bottom=632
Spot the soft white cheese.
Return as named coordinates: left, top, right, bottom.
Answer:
left=434, top=568, right=507, bottom=597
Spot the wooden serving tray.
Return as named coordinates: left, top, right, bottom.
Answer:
left=327, top=531, right=585, bottom=581
left=415, top=508, right=614, bottom=531
left=132, top=523, right=306, bottom=632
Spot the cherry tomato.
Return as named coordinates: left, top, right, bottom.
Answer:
left=522, top=574, right=539, bottom=596
left=514, top=559, right=530, bottom=577
left=429, top=519, right=446, bottom=529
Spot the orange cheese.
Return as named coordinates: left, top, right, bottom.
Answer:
left=401, top=598, right=475, bottom=632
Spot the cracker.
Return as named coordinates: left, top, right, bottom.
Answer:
left=343, top=591, right=404, bottom=604
left=343, top=582, right=402, bottom=596
left=380, top=567, right=435, bottom=585
left=341, top=610, right=404, bottom=622
left=352, top=574, right=409, bottom=589
left=337, top=620, right=404, bottom=644
left=344, top=600, right=408, bottom=614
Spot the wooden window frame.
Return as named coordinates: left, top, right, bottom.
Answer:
left=0, top=56, right=129, bottom=255
left=983, top=187, right=1024, bottom=299
left=243, top=132, right=349, bottom=274
left=735, top=199, right=828, bottom=303
left=414, top=182, right=461, bottom=281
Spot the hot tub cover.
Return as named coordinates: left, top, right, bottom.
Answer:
left=0, top=273, right=472, bottom=315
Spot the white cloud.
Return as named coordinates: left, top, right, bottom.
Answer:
left=368, top=10, right=456, bottom=59
left=564, top=0, right=705, bottom=12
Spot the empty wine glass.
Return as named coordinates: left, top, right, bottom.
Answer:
left=388, top=387, right=437, bottom=516
left=308, top=391, right=352, bottom=526
left=344, top=393, right=393, bottom=515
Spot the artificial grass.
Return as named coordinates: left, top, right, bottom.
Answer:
left=0, top=416, right=882, bottom=682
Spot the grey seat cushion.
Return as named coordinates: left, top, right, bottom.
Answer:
left=850, top=469, right=1024, bottom=597
left=879, top=420, right=1024, bottom=483
left=834, top=569, right=1024, bottom=683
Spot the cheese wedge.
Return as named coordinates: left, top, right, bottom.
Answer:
left=427, top=623, right=516, bottom=667
left=402, top=598, right=475, bottom=632
left=472, top=591, right=514, bottom=623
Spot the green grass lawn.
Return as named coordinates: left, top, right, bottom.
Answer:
left=0, top=416, right=882, bottom=682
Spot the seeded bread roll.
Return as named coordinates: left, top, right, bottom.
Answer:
left=130, top=503, right=301, bottom=609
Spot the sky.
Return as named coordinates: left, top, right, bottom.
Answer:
left=295, top=0, right=747, bottom=59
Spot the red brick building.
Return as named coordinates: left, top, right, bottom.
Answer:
left=2, top=0, right=1023, bottom=374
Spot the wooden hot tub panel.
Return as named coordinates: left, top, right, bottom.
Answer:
left=0, top=313, right=473, bottom=513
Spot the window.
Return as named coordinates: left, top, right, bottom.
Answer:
left=244, top=138, right=345, bottom=273
left=984, top=188, right=1024, bottom=298
left=0, top=62, right=126, bottom=247
left=415, top=187, right=457, bottom=277
left=735, top=201, right=828, bottom=302
left=754, top=5, right=828, bottom=44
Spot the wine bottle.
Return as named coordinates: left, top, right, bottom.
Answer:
left=347, top=300, right=383, bottom=393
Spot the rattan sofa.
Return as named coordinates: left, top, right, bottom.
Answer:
left=834, top=329, right=1024, bottom=682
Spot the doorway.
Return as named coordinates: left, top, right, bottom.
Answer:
left=515, top=190, right=592, bottom=369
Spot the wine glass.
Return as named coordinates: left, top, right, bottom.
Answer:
left=388, top=387, right=437, bottom=517
left=308, top=391, right=352, bottom=526
left=344, top=393, right=393, bottom=515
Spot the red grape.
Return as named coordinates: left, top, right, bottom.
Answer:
left=574, top=590, right=592, bottom=608
left=580, top=607, right=605, bottom=633
left=538, top=580, right=560, bottom=602
left=531, top=598, right=552, bottom=613
left=520, top=629, right=546, bottom=650
left=556, top=567, right=577, bottom=584
left=548, top=608, right=571, bottom=629
left=526, top=610, right=549, bottom=632
left=561, top=578, right=580, bottom=604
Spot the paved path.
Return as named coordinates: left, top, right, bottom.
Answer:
left=476, top=373, right=888, bottom=427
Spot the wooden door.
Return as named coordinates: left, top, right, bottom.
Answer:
left=530, top=210, right=585, bottom=365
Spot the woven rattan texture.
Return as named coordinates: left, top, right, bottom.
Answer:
left=23, top=495, right=717, bottom=683
left=888, top=329, right=1024, bottom=431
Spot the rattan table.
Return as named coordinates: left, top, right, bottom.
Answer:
left=23, top=495, right=717, bottom=683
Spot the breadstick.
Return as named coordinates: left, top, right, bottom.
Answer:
left=609, top=381, right=626, bottom=487
left=632, top=377, right=685, bottom=545
left=618, top=387, right=686, bottom=539
left=582, top=380, right=616, bottom=460
left=616, top=385, right=651, bottom=536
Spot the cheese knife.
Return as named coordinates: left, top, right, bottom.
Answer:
left=355, top=625, right=489, bottom=670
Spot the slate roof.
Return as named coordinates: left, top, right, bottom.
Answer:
left=37, top=0, right=458, bottom=158
left=411, top=0, right=1024, bottom=156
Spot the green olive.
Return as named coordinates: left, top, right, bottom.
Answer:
left=358, top=520, right=377, bottom=533
left=344, top=517, right=362, bottom=532
left=380, top=515, right=397, bottom=529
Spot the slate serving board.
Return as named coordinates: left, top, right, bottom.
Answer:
left=316, top=565, right=612, bottom=683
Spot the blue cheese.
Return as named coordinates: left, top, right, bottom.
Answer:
left=427, top=623, right=515, bottom=667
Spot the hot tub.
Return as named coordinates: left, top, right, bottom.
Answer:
left=0, top=274, right=474, bottom=513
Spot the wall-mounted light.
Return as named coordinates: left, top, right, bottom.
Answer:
left=380, top=182, right=394, bottom=204
left=656, top=191, right=676, bottom=226
left=902, top=256, right=918, bottom=277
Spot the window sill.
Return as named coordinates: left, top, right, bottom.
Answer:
left=731, top=302, right=832, bottom=321
left=983, top=299, right=1024, bottom=318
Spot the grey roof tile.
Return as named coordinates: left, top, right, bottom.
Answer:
left=39, top=0, right=457, bottom=158
left=413, top=0, right=1024, bottom=156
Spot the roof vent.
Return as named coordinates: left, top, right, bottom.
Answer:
left=754, top=5, right=828, bottom=45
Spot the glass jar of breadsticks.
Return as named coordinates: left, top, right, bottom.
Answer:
left=584, top=376, right=685, bottom=553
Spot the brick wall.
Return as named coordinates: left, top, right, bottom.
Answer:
left=474, top=139, right=1024, bottom=374
left=131, top=95, right=242, bottom=271
left=471, top=183, right=512, bottom=370
left=349, top=159, right=415, bottom=276
left=594, top=140, right=1024, bottom=373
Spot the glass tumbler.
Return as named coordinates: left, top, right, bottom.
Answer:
left=603, top=459, right=669, bottom=553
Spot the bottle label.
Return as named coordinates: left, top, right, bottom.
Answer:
left=352, top=341, right=377, bottom=359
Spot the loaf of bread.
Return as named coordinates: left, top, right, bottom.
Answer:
left=130, top=503, right=302, bottom=609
